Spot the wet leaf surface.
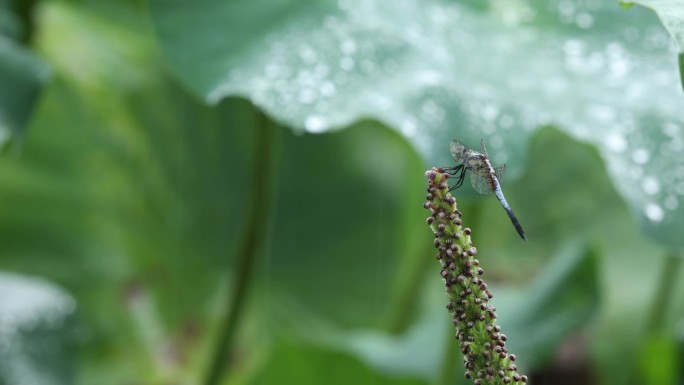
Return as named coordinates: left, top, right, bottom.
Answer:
left=151, top=0, right=684, bottom=248
left=0, top=272, right=77, bottom=385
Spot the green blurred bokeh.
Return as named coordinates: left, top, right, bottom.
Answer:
left=1, top=1, right=684, bottom=385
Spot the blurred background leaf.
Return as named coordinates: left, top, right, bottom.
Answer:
left=631, top=0, right=684, bottom=51
left=0, top=0, right=682, bottom=385
left=631, top=0, right=684, bottom=94
left=0, top=0, right=49, bottom=143
left=252, top=342, right=427, bottom=385
left=497, top=242, right=600, bottom=369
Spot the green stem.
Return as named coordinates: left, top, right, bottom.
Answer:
left=203, top=106, right=278, bottom=385
left=9, top=0, right=39, bottom=43
left=645, top=251, right=682, bottom=332
left=628, top=251, right=682, bottom=385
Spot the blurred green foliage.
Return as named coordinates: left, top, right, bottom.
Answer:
left=0, top=0, right=48, bottom=141
left=0, top=1, right=683, bottom=385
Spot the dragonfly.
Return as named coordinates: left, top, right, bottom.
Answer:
left=446, top=139, right=527, bottom=241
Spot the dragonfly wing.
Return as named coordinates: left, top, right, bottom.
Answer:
left=494, top=164, right=505, bottom=183
left=450, top=140, right=471, bottom=164
left=470, top=172, right=495, bottom=194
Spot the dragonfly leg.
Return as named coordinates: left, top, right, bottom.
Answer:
left=456, top=170, right=466, bottom=188
left=447, top=165, right=467, bottom=191
left=442, top=164, right=464, bottom=175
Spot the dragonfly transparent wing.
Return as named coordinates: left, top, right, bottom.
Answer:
left=494, top=164, right=505, bottom=183
left=470, top=172, right=495, bottom=194
left=450, top=140, right=471, bottom=164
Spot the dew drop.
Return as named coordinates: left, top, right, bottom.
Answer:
left=563, top=40, right=583, bottom=56
left=320, top=81, right=336, bottom=97
left=314, top=64, right=329, bottom=78
left=490, top=135, right=504, bottom=149
left=360, top=60, right=375, bottom=73
left=605, top=132, right=627, bottom=153
left=662, top=122, right=680, bottom=137
left=401, top=119, right=417, bottom=137
left=641, top=177, right=660, bottom=195
left=632, top=148, right=650, bottom=164
left=591, top=105, right=616, bottom=123
left=421, top=100, right=445, bottom=121
left=576, top=13, right=594, bottom=29
left=305, top=115, right=327, bottom=133
left=340, top=39, right=357, bottom=55
left=499, top=114, right=514, bottom=129
left=558, top=0, right=575, bottom=17
left=265, top=63, right=281, bottom=79
left=480, top=104, right=499, bottom=122
left=609, top=59, right=629, bottom=77
left=416, top=70, right=441, bottom=86
left=664, top=196, right=679, bottom=210
left=644, top=203, right=664, bottom=222
left=298, top=89, right=316, bottom=104
left=298, top=46, right=317, bottom=64
left=340, top=57, right=355, bottom=71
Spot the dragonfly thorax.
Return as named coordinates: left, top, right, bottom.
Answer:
left=464, top=153, right=489, bottom=173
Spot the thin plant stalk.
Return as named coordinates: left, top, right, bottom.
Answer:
left=204, top=107, right=278, bottom=385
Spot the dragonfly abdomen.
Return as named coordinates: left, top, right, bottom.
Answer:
left=494, top=186, right=527, bottom=241
left=483, top=158, right=500, bottom=192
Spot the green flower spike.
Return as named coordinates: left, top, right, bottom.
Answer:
left=424, top=167, right=528, bottom=385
